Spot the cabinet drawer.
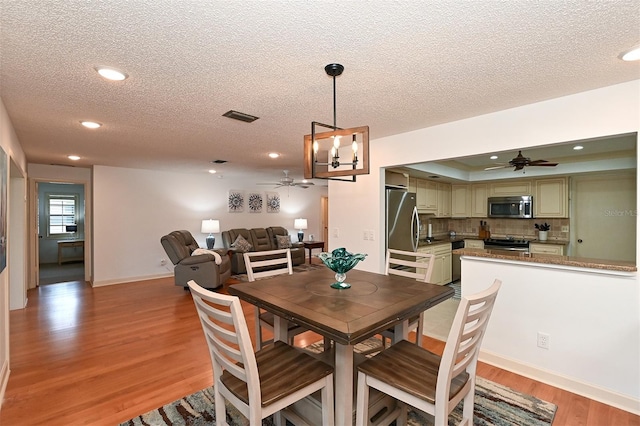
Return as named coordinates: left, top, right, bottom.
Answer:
left=529, top=243, right=564, bottom=255
left=464, top=239, right=484, bottom=249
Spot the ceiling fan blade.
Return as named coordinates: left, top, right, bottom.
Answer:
left=257, top=182, right=280, bottom=185
left=528, top=160, right=558, bottom=167
left=484, top=164, right=510, bottom=170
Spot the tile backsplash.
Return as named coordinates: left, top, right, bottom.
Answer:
left=419, top=215, right=569, bottom=241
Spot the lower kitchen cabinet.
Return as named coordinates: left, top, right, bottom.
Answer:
left=418, top=242, right=452, bottom=285
left=529, top=242, right=565, bottom=255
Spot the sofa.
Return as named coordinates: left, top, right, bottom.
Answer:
left=161, top=230, right=231, bottom=289
left=221, top=226, right=305, bottom=274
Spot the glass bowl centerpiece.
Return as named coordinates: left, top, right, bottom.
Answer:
left=317, top=247, right=367, bottom=289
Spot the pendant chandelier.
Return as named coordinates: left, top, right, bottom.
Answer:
left=304, top=63, right=369, bottom=182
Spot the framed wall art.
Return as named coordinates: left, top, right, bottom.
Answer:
left=248, top=192, right=263, bottom=213
left=266, top=191, right=280, bottom=213
left=228, top=190, right=244, bottom=213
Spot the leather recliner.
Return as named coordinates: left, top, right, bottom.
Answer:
left=161, top=230, right=231, bottom=289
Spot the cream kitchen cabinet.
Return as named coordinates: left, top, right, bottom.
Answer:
left=471, top=184, right=488, bottom=217
left=437, top=182, right=451, bottom=217
left=451, top=184, right=471, bottom=217
left=407, top=177, right=417, bottom=194
left=534, top=177, right=568, bottom=218
left=529, top=242, right=564, bottom=255
left=464, top=239, right=484, bottom=249
left=417, top=242, right=452, bottom=285
left=417, top=179, right=437, bottom=213
left=489, top=181, right=532, bottom=196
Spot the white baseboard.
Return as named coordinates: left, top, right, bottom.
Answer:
left=0, top=358, right=10, bottom=412
left=480, top=349, right=640, bottom=415
left=92, top=272, right=173, bottom=287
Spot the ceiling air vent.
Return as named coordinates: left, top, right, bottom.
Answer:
left=222, top=110, right=259, bottom=123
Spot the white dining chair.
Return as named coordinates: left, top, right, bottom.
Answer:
left=188, top=280, right=335, bottom=426
left=382, top=248, right=436, bottom=347
left=243, top=249, right=308, bottom=350
left=355, top=279, right=502, bottom=426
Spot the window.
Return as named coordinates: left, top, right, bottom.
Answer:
left=47, top=194, right=78, bottom=236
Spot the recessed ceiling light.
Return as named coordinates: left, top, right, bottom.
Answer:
left=620, top=45, right=640, bottom=62
left=80, top=121, right=102, bottom=129
left=208, top=169, right=217, bottom=174
left=490, top=155, right=498, bottom=160
left=268, top=153, right=279, bottom=158
left=68, top=155, right=80, bottom=161
left=573, top=145, right=584, bottom=150
left=95, top=66, right=128, bottom=81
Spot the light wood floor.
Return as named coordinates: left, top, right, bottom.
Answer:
left=0, top=276, right=638, bottom=425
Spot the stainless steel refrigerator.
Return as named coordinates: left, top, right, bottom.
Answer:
left=386, top=189, right=419, bottom=252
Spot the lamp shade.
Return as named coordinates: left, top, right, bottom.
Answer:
left=294, top=218, right=308, bottom=230
left=201, top=219, right=220, bottom=234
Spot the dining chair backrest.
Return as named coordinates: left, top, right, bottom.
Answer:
left=355, top=279, right=502, bottom=426
left=243, top=248, right=293, bottom=282
left=189, top=280, right=335, bottom=425
left=385, top=248, right=435, bottom=283
left=436, top=279, right=502, bottom=420
left=187, top=280, right=261, bottom=411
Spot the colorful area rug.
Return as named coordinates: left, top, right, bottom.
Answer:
left=231, top=262, right=324, bottom=282
left=121, top=339, right=557, bottom=426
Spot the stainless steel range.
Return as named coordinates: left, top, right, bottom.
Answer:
left=483, top=237, right=530, bottom=252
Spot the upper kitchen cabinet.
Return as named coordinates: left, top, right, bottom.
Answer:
left=534, top=177, right=568, bottom=218
left=437, top=183, right=451, bottom=217
left=489, top=180, right=532, bottom=196
left=451, top=184, right=471, bottom=218
left=471, top=184, right=488, bottom=217
left=417, top=179, right=438, bottom=213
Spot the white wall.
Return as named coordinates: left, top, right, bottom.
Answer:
left=92, top=165, right=327, bottom=286
left=462, top=257, right=639, bottom=414
left=328, top=80, right=640, bottom=411
left=0, top=98, right=28, bottom=409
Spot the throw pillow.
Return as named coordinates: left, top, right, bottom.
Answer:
left=231, top=234, right=253, bottom=252
left=276, top=235, right=292, bottom=249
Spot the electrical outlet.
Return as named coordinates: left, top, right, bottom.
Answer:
left=537, top=332, right=550, bottom=349
left=368, top=230, right=375, bottom=241
left=561, top=226, right=569, bottom=232
left=363, top=230, right=369, bottom=240
left=333, top=228, right=339, bottom=238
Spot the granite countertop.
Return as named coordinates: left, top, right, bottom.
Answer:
left=453, top=248, right=637, bottom=272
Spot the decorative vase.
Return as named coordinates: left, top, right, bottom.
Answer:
left=538, top=231, right=548, bottom=241
left=317, top=248, right=367, bottom=289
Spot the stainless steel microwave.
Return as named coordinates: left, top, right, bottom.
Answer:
left=487, top=196, right=533, bottom=218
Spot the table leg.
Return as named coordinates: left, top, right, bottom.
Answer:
left=307, top=248, right=312, bottom=263
left=272, top=316, right=289, bottom=343
left=392, top=319, right=409, bottom=344
left=334, top=342, right=354, bottom=425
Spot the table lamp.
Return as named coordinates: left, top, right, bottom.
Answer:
left=294, top=218, right=308, bottom=242
left=201, top=219, right=220, bottom=249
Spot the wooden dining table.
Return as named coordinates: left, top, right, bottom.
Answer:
left=228, top=267, right=454, bottom=425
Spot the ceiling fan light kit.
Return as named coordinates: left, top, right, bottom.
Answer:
left=304, top=63, right=370, bottom=182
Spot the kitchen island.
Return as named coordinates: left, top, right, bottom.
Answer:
left=454, top=247, right=638, bottom=414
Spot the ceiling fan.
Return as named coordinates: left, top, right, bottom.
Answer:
left=484, top=151, right=559, bottom=171
left=257, top=170, right=314, bottom=189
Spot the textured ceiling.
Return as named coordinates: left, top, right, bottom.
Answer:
left=0, top=1, right=638, bottom=182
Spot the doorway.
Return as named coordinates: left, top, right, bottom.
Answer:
left=35, top=182, right=86, bottom=285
